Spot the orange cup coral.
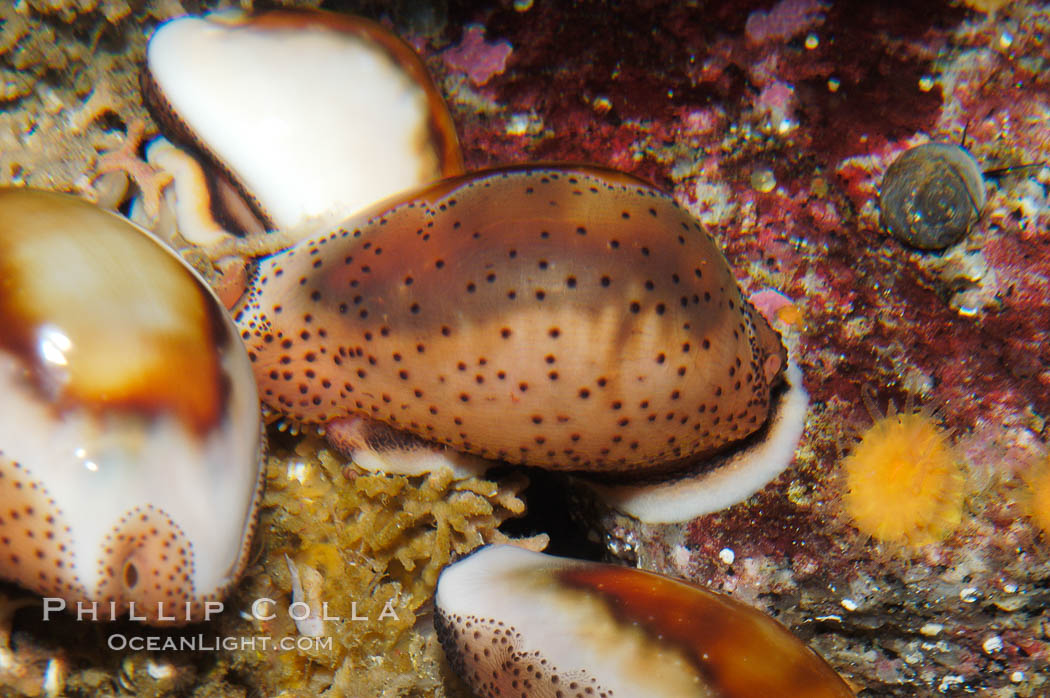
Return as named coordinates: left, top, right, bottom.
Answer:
left=1024, top=453, right=1050, bottom=537
left=841, top=397, right=964, bottom=547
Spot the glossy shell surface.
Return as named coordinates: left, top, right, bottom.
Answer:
left=142, top=8, right=463, bottom=236
left=435, top=545, right=854, bottom=698
left=236, top=165, right=787, bottom=475
left=0, top=188, right=263, bottom=623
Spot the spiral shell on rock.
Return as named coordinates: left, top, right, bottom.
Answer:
left=879, top=142, right=986, bottom=250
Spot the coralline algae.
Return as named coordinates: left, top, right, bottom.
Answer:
left=0, top=1, right=1048, bottom=696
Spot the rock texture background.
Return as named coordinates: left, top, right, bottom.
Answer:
left=0, top=0, right=1048, bottom=696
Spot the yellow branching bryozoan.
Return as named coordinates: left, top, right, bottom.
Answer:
left=841, top=401, right=964, bottom=547
left=226, top=437, right=546, bottom=696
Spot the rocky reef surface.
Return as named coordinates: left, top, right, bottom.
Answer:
left=0, top=0, right=1048, bottom=696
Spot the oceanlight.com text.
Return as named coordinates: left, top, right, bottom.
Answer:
left=107, top=633, right=333, bottom=652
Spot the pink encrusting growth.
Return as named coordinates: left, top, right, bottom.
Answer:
left=441, top=25, right=513, bottom=87
left=235, top=165, right=789, bottom=477
left=745, top=0, right=830, bottom=45
left=754, top=80, right=798, bottom=126
left=749, top=287, right=797, bottom=322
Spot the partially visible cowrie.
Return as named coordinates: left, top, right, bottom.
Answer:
left=141, top=8, right=463, bottom=241
left=0, top=188, right=263, bottom=624
left=435, top=545, right=855, bottom=698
